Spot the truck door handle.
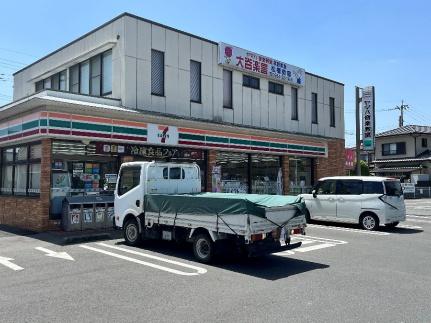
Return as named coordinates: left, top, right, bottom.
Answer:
left=136, top=200, right=140, bottom=207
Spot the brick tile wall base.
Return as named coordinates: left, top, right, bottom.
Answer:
left=0, top=139, right=53, bottom=232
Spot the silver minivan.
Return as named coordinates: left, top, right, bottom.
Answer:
left=301, top=176, right=406, bottom=230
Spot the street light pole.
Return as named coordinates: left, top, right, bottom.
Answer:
left=355, top=86, right=362, bottom=176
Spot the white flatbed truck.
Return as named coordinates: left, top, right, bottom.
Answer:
left=114, top=161, right=306, bottom=263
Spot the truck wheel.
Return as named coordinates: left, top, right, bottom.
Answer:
left=385, top=221, right=399, bottom=228
left=193, top=234, right=214, bottom=263
left=360, top=213, right=379, bottom=231
left=124, top=217, right=142, bottom=246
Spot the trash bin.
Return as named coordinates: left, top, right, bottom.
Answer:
left=61, top=195, right=114, bottom=231
left=62, top=196, right=83, bottom=231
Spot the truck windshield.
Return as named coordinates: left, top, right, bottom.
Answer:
left=384, top=181, right=402, bottom=196
left=118, top=166, right=141, bottom=196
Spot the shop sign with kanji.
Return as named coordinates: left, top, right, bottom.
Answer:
left=218, top=42, right=305, bottom=87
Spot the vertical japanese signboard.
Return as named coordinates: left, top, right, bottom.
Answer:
left=218, top=42, right=305, bottom=87
left=362, top=86, right=375, bottom=151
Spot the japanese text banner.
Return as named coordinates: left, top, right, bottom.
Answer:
left=218, top=42, right=305, bottom=87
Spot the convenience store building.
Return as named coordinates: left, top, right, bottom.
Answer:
left=0, top=13, right=345, bottom=231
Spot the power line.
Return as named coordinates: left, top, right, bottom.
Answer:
left=0, top=47, right=37, bottom=58
left=394, top=100, right=410, bottom=127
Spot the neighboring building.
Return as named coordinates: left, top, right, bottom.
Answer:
left=0, top=13, right=345, bottom=231
left=372, top=125, right=431, bottom=181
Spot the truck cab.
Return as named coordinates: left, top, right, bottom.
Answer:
left=114, top=161, right=200, bottom=227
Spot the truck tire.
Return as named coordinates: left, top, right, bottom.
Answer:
left=124, top=217, right=142, bottom=246
left=360, top=213, right=379, bottom=231
left=192, top=234, right=214, bottom=263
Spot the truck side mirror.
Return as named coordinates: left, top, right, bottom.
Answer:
left=312, top=189, right=317, bottom=198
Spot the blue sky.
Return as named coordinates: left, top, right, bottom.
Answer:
left=0, top=0, right=430, bottom=146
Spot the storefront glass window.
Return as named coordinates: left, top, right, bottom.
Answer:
left=215, top=152, right=249, bottom=193
left=14, top=164, right=27, bottom=195
left=16, top=146, right=28, bottom=161
left=0, top=143, right=41, bottom=196
left=251, top=154, right=282, bottom=195
left=30, top=144, right=42, bottom=159
left=29, top=163, right=41, bottom=194
left=289, top=157, right=313, bottom=194
left=1, top=165, right=13, bottom=194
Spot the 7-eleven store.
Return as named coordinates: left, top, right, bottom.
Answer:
left=0, top=91, right=342, bottom=231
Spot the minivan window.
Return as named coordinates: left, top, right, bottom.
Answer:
left=337, top=180, right=362, bottom=195
left=384, top=181, right=403, bottom=196
left=363, top=181, right=384, bottom=194
left=118, top=166, right=141, bottom=196
left=169, top=167, right=181, bottom=179
left=316, top=180, right=336, bottom=194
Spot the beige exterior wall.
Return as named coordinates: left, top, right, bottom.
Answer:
left=375, top=134, right=431, bottom=159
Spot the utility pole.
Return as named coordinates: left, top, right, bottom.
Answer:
left=395, top=100, right=409, bottom=127
left=355, top=86, right=362, bottom=176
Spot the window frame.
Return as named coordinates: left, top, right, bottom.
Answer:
left=101, top=50, right=112, bottom=96
left=151, top=49, right=165, bottom=97
left=291, top=87, right=298, bottom=120
left=190, top=60, right=202, bottom=103
left=242, top=74, right=260, bottom=90
left=268, top=81, right=284, bottom=95
left=312, top=92, right=318, bottom=124
left=329, top=97, right=335, bottom=127
left=0, top=142, right=42, bottom=197
left=382, top=142, right=406, bottom=156
left=336, top=180, right=363, bottom=195
left=422, top=138, right=428, bottom=148
left=223, top=69, right=233, bottom=109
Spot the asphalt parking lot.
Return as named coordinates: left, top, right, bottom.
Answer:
left=1, top=205, right=430, bottom=323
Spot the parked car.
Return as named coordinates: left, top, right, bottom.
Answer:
left=301, top=176, right=406, bottom=230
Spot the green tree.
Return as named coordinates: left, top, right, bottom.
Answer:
left=360, top=160, right=370, bottom=176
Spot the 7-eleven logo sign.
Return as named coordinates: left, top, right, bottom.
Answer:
left=147, top=124, right=178, bottom=145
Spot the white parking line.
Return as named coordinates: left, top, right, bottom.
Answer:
left=308, top=224, right=390, bottom=235
left=407, top=215, right=431, bottom=219
left=397, top=224, right=423, bottom=229
left=276, top=235, right=348, bottom=256
left=97, top=243, right=207, bottom=274
left=80, top=244, right=206, bottom=276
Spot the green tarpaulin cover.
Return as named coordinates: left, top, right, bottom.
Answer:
left=144, top=193, right=305, bottom=218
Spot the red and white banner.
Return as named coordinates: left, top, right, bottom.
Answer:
left=218, top=42, right=305, bottom=87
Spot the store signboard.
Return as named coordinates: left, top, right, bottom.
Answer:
left=147, top=124, right=178, bottom=145
left=401, top=183, right=415, bottom=194
left=362, top=86, right=375, bottom=151
left=218, top=42, right=305, bottom=87
left=95, top=143, right=203, bottom=160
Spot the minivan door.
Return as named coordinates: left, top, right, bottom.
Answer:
left=309, top=180, right=337, bottom=220
left=335, top=180, right=363, bottom=222
left=383, top=180, right=406, bottom=221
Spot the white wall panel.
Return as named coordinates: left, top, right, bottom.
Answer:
left=202, top=75, right=213, bottom=120
left=165, top=65, right=179, bottom=115
left=151, top=25, right=166, bottom=52
left=202, top=42, right=213, bottom=77
left=165, top=30, right=179, bottom=68
left=151, top=94, right=166, bottom=113
left=190, top=38, right=202, bottom=62
left=251, top=90, right=260, bottom=127
left=123, top=56, right=137, bottom=109
left=191, top=101, right=203, bottom=119
left=177, top=69, right=190, bottom=117
left=178, top=34, right=191, bottom=70
left=260, top=91, right=269, bottom=128
left=137, top=20, right=151, bottom=60
left=233, top=82, right=243, bottom=124
left=213, top=77, right=223, bottom=121
left=124, top=16, right=137, bottom=58
left=242, top=87, right=252, bottom=126
left=136, top=58, right=151, bottom=110
left=268, top=94, right=277, bottom=129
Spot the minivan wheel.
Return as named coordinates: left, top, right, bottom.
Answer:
left=385, top=221, right=399, bottom=228
left=360, top=213, right=379, bottom=231
left=124, top=217, right=142, bottom=246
